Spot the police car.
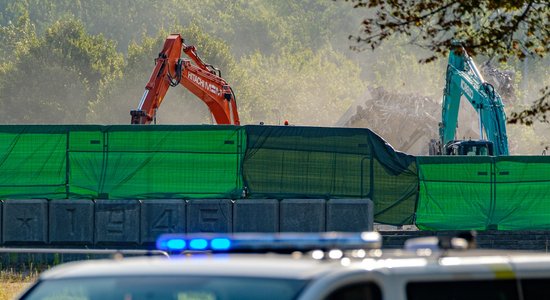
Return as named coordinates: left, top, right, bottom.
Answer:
left=16, top=232, right=550, bottom=300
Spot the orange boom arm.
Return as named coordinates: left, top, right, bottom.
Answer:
left=130, top=34, right=239, bottom=125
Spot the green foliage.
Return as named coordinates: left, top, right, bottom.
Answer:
left=364, top=36, right=446, bottom=97
left=0, top=1, right=368, bottom=125
left=170, top=0, right=360, bottom=56
left=345, top=0, right=549, bottom=62
left=0, top=0, right=179, bottom=49
left=0, top=11, right=36, bottom=67
left=232, top=45, right=366, bottom=125
left=0, top=18, right=122, bottom=123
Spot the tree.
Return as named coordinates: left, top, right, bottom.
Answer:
left=0, top=11, right=36, bottom=68
left=0, top=18, right=122, bottom=123
left=231, top=45, right=366, bottom=125
left=343, top=0, right=549, bottom=125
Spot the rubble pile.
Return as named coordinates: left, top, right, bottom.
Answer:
left=480, top=62, right=516, bottom=103
left=337, top=87, right=479, bottom=155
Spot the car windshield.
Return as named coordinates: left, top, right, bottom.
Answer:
left=21, top=276, right=309, bottom=300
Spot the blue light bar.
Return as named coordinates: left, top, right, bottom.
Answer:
left=189, top=238, right=208, bottom=250
left=166, top=238, right=186, bottom=250
left=211, top=238, right=231, bottom=250
left=156, top=232, right=381, bottom=252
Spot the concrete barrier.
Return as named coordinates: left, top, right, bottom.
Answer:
left=141, top=200, right=186, bottom=245
left=0, top=201, right=2, bottom=243
left=327, top=198, right=374, bottom=232
left=2, top=199, right=48, bottom=245
left=0, top=198, right=376, bottom=246
left=187, top=199, right=232, bottom=233
left=280, top=199, right=325, bottom=232
left=95, top=200, right=140, bottom=245
left=234, top=199, right=279, bottom=232
left=49, top=199, right=94, bottom=245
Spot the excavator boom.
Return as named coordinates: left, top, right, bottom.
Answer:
left=433, top=42, right=509, bottom=156
left=131, top=34, right=239, bottom=125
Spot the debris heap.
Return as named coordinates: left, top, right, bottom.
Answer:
left=337, top=87, right=479, bottom=155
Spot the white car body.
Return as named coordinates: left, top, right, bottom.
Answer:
left=18, top=249, right=550, bottom=300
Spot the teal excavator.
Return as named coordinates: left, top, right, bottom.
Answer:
left=429, top=42, right=509, bottom=156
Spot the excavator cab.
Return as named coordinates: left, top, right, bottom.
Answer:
left=444, top=140, right=494, bottom=156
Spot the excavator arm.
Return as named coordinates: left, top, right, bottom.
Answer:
left=130, top=34, right=239, bottom=125
left=438, top=42, right=509, bottom=156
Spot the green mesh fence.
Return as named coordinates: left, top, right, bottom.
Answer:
left=0, top=126, right=68, bottom=199
left=416, top=156, right=550, bottom=230
left=243, top=125, right=418, bottom=225
left=416, top=156, right=493, bottom=230
left=6, top=125, right=550, bottom=229
left=493, top=156, right=550, bottom=230
left=70, top=126, right=245, bottom=199
left=0, top=125, right=245, bottom=199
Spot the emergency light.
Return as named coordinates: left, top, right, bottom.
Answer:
left=156, top=232, right=381, bottom=252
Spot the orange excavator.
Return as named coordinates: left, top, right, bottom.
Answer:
left=130, top=34, right=240, bottom=125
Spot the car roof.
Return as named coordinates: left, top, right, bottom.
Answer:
left=349, top=249, right=550, bottom=277
left=38, top=249, right=550, bottom=282
left=39, top=254, right=345, bottom=281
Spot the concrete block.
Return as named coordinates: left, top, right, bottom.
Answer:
left=95, top=200, right=140, bottom=245
left=141, top=200, right=186, bottom=244
left=327, top=198, right=374, bottom=232
left=2, top=199, right=48, bottom=244
left=234, top=199, right=279, bottom=232
left=49, top=200, right=94, bottom=245
left=280, top=199, right=325, bottom=232
left=187, top=199, right=232, bottom=233
left=0, top=201, right=2, bottom=244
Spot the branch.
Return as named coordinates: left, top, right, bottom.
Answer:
left=508, top=85, right=550, bottom=125
left=387, top=2, right=456, bottom=28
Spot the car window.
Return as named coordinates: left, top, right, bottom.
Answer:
left=324, top=282, right=382, bottom=300
left=520, top=278, right=550, bottom=299
left=406, top=279, right=520, bottom=300
left=21, top=276, right=309, bottom=300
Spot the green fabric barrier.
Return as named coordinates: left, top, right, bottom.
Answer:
left=493, top=156, right=550, bottom=230
left=372, top=158, right=419, bottom=225
left=68, top=129, right=105, bottom=198
left=242, top=125, right=418, bottom=225
left=0, top=125, right=245, bottom=200
left=69, top=125, right=245, bottom=199
left=0, top=126, right=68, bottom=199
left=416, top=156, right=493, bottom=230
left=8, top=125, right=550, bottom=229
left=416, top=156, right=550, bottom=230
